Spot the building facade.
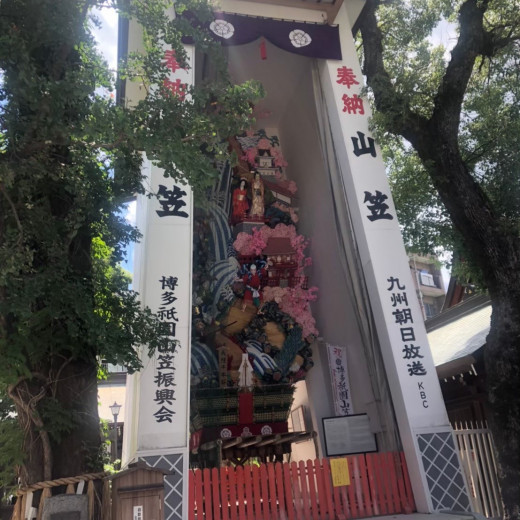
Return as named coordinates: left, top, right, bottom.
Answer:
left=409, top=254, right=446, bottom=320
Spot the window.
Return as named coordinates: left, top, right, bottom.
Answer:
left=290, top=405, right=306, bottom=432
left=101, top=360, right=127, bottom=374
left=420, top=272, right=436, bottom=287
left=424, top=302, right=436, bottom=318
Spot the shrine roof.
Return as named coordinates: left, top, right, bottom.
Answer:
left=262, top=237, right=295, bottom=255
left=263, top=178, right=297, bottom=199
left=426, top=295, right=491, bottom=378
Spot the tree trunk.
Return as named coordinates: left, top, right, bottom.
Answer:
left=485, top=294, right=520, bottom=520
left=51, top=359, right=102, bottom=479
left=413, top=123, right=520, bottom=520
left=11, top=358, right=102, bottom=486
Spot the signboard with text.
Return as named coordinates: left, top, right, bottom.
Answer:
left=330, top=458, right=351, bottom=487
left=136, top=166, right=193, bottom=450
left=323, top=414, right=377, bottom=456
left=326, top=344, right=354, bottom=417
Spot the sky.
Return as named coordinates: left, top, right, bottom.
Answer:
left=429, top=18, right=457, bottom=54
left=91, top=8, right=137, bottom=276
left=90, top=7, right=118, bottom=71
left=429, top=19, right=457, bottom=288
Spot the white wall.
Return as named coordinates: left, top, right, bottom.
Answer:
left=289, top=381, right=317, bottom=461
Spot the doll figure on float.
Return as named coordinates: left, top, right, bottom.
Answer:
left=242, top=263, right=265, bottom=311
left=231, top=178, right=249, bottom=224
left=249, top=171, right=265, bottom=219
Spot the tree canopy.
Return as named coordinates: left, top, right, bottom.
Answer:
left=376, top=6, right=520, bottom=283
left=0, top=0, right=261, bottom=486
left=357, top=0, right=520, bottom=517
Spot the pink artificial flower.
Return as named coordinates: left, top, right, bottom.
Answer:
left=263, top=286, right=284, bottom=304
left=250, top=227, right=267, bottom=255
left=276, top=286, right=319, bottom=337
left=258, top=138, right=270, bottom=150
left=242, top=147, right=257, bottom=166
left=263, top=285, right=319, bottom=337
left=289, top=208, right=299, bottom=223
left=233, top=232, right=253, bottom=255
left=271, top=148, right=288, bottom=168
left=287, top=180, right=298, bottom=194
left=307, top=286, right=319, bottom=301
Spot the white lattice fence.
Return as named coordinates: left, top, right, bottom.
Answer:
left=453, top=422, right=503, bottom=518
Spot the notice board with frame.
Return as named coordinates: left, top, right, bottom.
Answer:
left=322, top=413, right=378, bottom=456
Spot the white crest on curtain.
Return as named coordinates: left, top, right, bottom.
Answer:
left=210, top=20, right=235, bottom=39
left=289, top=29, right=312, bottom=48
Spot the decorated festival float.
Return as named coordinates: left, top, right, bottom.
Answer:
left=189, top=130, right=318, bottom=467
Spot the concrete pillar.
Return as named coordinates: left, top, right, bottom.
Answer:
left=318, top=4, right=471, bottom=513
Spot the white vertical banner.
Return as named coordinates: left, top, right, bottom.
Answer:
left=318, top=3, right=470, bottom=513
left=320, top=29, right=446, bottom=431
left=136, top=163, right=193, bottom=450
left=135, top=43, right=195, bottom=452
left=124, top=42, right=195, bottom=520
left=326, top=344, right=354, bottom=416
left=162, top=44, right=194, bottom=102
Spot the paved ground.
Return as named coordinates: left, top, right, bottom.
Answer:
left=367, top=513, right=481, bottom=520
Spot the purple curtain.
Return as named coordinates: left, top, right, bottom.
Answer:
left=185, top=12, right=342, bottom=60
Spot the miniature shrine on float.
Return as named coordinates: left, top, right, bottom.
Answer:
left=121, top=1, right=471, bottom=515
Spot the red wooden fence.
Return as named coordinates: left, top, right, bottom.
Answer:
left=189, top=452, right=415, bottom=520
